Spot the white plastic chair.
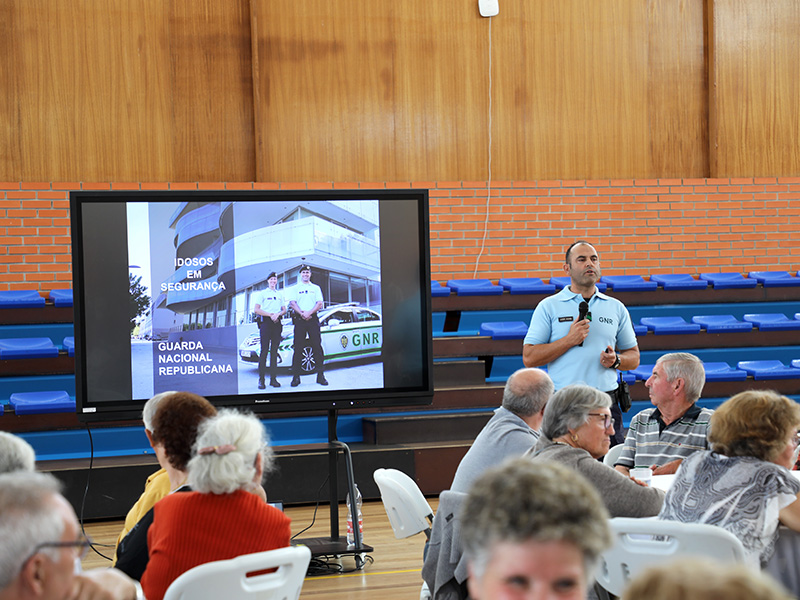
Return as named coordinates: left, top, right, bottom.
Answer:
left=595, top=518, right=747, bottom=598
left=163, top=545, right=312, bottom=600
left=602, top=443, right=624, bottom=467
left=373, top=468, right=434, bottom=539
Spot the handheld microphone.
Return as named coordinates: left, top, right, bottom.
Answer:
left=578, top=301, right=589, bottom=322
left=578, top=301, right=590, bottom=346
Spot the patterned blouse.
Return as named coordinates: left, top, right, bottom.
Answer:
left=659, top=451, right=800, bottom=568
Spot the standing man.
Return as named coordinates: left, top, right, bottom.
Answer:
left=288, top=264, right=327, bottom=387
left=614, top=352, right=711, bottom=476
left=522, top=241, right=640, bottom=445
left=254, top=272, right=286, bottom=389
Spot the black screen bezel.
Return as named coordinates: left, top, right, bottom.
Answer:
left=70, top=189, right=434, bottom=421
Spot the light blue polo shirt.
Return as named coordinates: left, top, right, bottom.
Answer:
left=255, top=288, right=285, bottom=315
left=523, top=287, right=637, bottom=391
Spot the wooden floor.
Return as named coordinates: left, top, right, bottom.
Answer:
left=82, top=498, right=437, bottom=600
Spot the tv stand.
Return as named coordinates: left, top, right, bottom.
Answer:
left=293, top=409, right=374, bottom=564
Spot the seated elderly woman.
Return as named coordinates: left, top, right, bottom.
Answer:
left=621, top=558, right=792, bottom=600
left=462, top=458, right=612, bottom=600
left=527, top=383, right=664, bottom=517
left=115, top=391, right=217, bottom=579
left=140, top=409, right=291, bottom=600
left=659, top=390, right=800, bottom=571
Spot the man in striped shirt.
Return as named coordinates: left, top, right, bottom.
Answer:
left=614, top=352, right=712, bottom=476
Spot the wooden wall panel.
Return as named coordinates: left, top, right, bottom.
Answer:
left=1, top=1, right=174, bottom=181
left=253, top=0, right=488, bottom=182
left=169, top=0, right=255, bottom=182
left=3, top=0, right=796, bottom=181
left=0, top=0, right=255, bottom=182
left=492, top=1, right=650, bottom=179
left=254, top=0, right=707, bottom=181
left=646, top=0, right=707, bottom=178
left=492, top=0, right=706, bottom=180
left=710, top=0, right=800, bottom=177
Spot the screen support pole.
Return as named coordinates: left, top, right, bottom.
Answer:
left=294, top=410, right=373, bottom=561
left=327, top=409, right=367, bottom=558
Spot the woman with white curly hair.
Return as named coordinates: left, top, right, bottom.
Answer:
left=140, top=409, right=290, bottom=600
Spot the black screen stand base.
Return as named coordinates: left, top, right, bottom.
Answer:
left=293, top=409, right=373, bottom=562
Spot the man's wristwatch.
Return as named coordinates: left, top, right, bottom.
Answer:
left=611, top=354, right=621, bottom=369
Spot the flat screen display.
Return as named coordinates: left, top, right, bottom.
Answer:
left=70, top=190, right=434, bottom=421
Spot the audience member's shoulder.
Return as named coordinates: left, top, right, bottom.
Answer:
left=698, top=406, right=715, bottom=418
left=153, top=489, right=199, bottom=511
left=632, top=407, right=657, bottom=421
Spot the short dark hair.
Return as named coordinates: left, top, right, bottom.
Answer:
left=565, top=240, right=594, bottom=264
left=151, top=392, right=217, bottom=471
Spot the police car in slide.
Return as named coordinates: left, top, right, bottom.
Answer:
left=238, top=302, right=382, bottom=372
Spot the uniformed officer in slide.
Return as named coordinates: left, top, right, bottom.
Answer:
left=254, top=271, right=286, bottom=389
left=288, top=264, right=328, bottom=387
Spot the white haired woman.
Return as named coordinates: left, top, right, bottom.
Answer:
left=140, top=409, right=290, bottom=600
left=527, top=383, right=664, bottom=517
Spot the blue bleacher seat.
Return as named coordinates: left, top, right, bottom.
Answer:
left=743, top=313, right=800, bottom=331
left=479, top=321, right=528, bottom=340
left=691, top=314, right=753, bottom=332
left=746, top=271, right=800, bottom=287
left=487, top=356, right=526, bottom=383
left=639, top=316, right=701, bottom=335
left=600, top=275, right=658, bottom=292
left=549, top=277, right=607, bottom=292
left=9, top=390, right=75, bottom=414
left=621, top=372, right=636, bottom=385
left=497, top=278, right=556, bottom=295
left=0, top=290, right=46, bottom=308
left=49, top=288, right=74, bottom=306
left=650, top=274, right=709, bottom=291
left=702, top=362, right=748, bottom=382
left=699, top=272, right=758, bottom=289
left=0, top=374, right=76, bottom=403
left=629, top=364, right=654, bottom=380
left=63, top=336, right=75, bottom=356
left=793, top=359, right=800, bottom=369
left=445, top=279, right=504, bottom=296
left=633, top=324, right=648, bottom=336
left=737, top=360, right=800, bottom=380
left=431, top=281, right=451, bottom=297
left=0, top=337, right=59, bottom=359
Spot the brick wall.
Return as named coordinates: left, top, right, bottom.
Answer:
left=1, top=178, right=798, bottom=292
